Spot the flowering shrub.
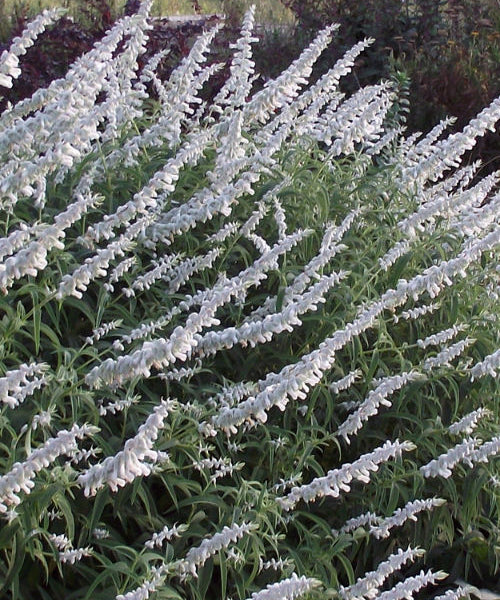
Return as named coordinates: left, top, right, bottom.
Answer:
left=0, top=3, right=499, bottom=599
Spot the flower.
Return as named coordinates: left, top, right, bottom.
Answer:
left=245, top=573, right=320, bottom=600
left=277, top=440, right=415, bottom=511
left=370, top=498, right=446, bottom=539
left=376, top=570, right=447, bottom=600
left=0, top=424, right=97, bottom=513
left=144, top=523, right=187, bottom=549
left=420, top=437, right=479, bottom=478
left=340, top=546, right=425, bottom=600
left=176, top=521, right=257, bottom=580
left=448, top=408, right=491, bottom=436
left=469, top=348, right=500, bottom=381
left=77, top=400, right=173, bottom=496
left=337, top=371, right=425, bottom=442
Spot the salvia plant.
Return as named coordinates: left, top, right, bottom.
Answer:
left=0, top=3, right=499, bottom=599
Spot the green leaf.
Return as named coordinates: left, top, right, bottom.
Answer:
left=30, top=289, right=41, bottom=355
left=0, top=530, right=25, bottom=594
left=196, top=560, right=214, bottom=600
left=53, top=491, right=75, bottom=541
left=219, top=551, right=227, bottom=599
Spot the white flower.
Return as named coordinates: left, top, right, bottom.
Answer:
left=70, top=446, right=100, bottom=465
left=370, top=498, right=446, bottom=539
left=0, top=9, right=65, bottom=88
left=211, top=226, right=498, bottom=436
left=50, top=535, right=93, bottom=564
left=77, top=400, right=173, bottom=496
left=116, top=566, right=165, bottom=600
left=31, top=409, right=54, bottom=431
left=330, top=369, right=362, bottom=394
left=196, top=271, right=346, bottom=357
left=448, top=408, right=491, bottom=436
left=144, top=523, right=187, bottom=549
left=490, top=475, right=500, bottom=489
left=0, top=362, right=50, bottom=409
left=86, top=229, right=311, bottom=388
left=56, top=235, right=136, bottom=299
left=379, top=240, right=411, bottom=271
left=402, top=116, right=456, bottom=166
left=243, top=24, right=338, bottom=125
left=48, top=533, right=72, bottom=551
left=376, top=570, right=447, bottom=600
left=316, top=83, right=395, bottom=153
left=453, top=190, right=500, bottom=238
left=417, top=324, right=465, bottom=349
left=105, top=257, right=137, bottom=291
left=420, top=437, right=480, bottom=479
left=398, top=170, right=497, bottom=239
left=158, top=361, right=202, bottom=382
left=340, top=546, right=425, bottom=600
left=83, top=126, right=213, bottom=246
left=277, top=440, right=415, bottom=511
left=432, top=587, right=474, bottom=600
left=245, top=573, right=320, bottom=600
left=161, top=249, right=221, bottom=295
left=332, top=511, right=381, bottom=536
left=98, top=396, right=139, bottom=416
left=469, top=348, right=500, bottom=381
left=394, top=302, right=439, bottom=323
left=86, top=320, right=123, bottom=345
left=212, top=5, right=257, bottom=112
left=400, top=96, right=500, bottom=187
left=127, top=253, right=181, bottom=294
left=0, top=424, right=97, bottom=513
left=468, top=436, right=500, bottom=464
left=337, top=371, right=425, bottom=442
left=93, top=528, right=110, bottom=540
left=0, top=243, right=48, bottom=292
left=207, top=221, right=239, bottom=243
left=176, top=521, right=258, bottom=580
left=259, top=556, right=294, bottom=572
left=193, top=455, right=243, bottom=483
left=263, top=38, right=373, bottom=145
left=423, top=338, right=475, bottom=371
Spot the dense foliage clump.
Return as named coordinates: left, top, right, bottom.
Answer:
left=0, top=3, right=499, bottom=599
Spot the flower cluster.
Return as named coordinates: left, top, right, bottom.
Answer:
left=340, top=546, right=425, bottom=600
left=448, top=408, right=492, bottom=436
left=245, top=574, right=320, bottom=600
left=370, top=498, right=446, bottom=539
left=469, top=349, right=500, bottom=381
left=0, top=8, right=65, bottom=88
left=144, top=523, right=188, bottom=550
left=416, top=325, right=465, bottom=349
left=277, top=440, right=415, bottom=511
left=376, top=570, right=447, bottom=600
left=0, top=424, right=97, bottom=513
left=176, top=522, right=258, bottom=580
left=337, top=371, right=425, bottom=442
left=77, top=400, right=173, bottom=495
left=420, top=438, right=479, bottom=478
left=48, top=533, right=93, bottom=564
left=0, top=362, right=50, bottom=409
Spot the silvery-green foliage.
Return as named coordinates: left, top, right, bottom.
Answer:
left=0, top=3, right=498, bottom=599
